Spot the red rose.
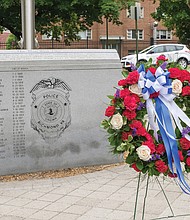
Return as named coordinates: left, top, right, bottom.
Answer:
left=178, top=150, right=184, bottom=161
left=119, top=88, right=130, bottom=98
left=131, top=93, right=140, bottom=103
left=180, top=137, right=190, bottom=150
left=180, top=70, right=190, bottom=82
left=125, top=71, right=139, bottom=84
left=118, top=78, right=127, bottom=86
left=155, top=160, right=168, bottom=173
left=124, top=96, right=137, bottom=111
left=168, top=68, right=182, bottom=79
left=136, top=127, right=147, bottom=137
left=122, top=131, right=132, bottom=141
left=123, top=109, right=136, bottom=120
left=129, top=120, right=143, bottom=129
left=145, top=133, right=154, bottom=141
left=168, top=173, right=177, bottom=178
left=147, top=67, right=156, bottom=75
left=182, top=86, right=190, bottom=96
left=156, top=144, right=165, bottom=154
left=149, top=92, right=159, bottom=99
left=156, top=55, right=168, bottom=64
left=131, top=163, right=141, bottom=172
left=143, top=140, right=156, bottom=154
left=105, top=106, right=115, bottom=117
left=186, top=157, right=190, bottom=166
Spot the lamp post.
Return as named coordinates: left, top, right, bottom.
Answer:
left=106, top=18, right=109, bottom=49
left=153, top=21, right=158, bottom=45
left=135, top=6, right=138, bottom=62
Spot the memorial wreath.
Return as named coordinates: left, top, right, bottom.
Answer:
left=101, top=55, right=190, bottom=193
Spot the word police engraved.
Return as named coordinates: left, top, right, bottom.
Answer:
left=30, top=78, right=72, bottom=142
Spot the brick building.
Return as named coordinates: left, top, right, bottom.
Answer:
left=1, top=0, right=179, bottom=57
left=37, top=0, right=179, bottom=57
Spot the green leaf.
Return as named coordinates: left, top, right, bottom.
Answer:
left=142, top=167, right=148, bottom=174
left=107, top=128, right=116, bottom=134
left=175, top=127, right=181, bottom=139
left=117, top=143, right=126, bottom=151
left=100, top=119, right=109, bottom=129
left=136, top=160, right=144, bottom=170
left=107, top=95, right=115, bottom=100
left=115, top=135, right=122, bottom=147
left=148, top=168, right=154, bottom=176
left=128, top=144, right=135, bottom=153
left=122, top=70, right=129, bottom=78
left=149, top=130, right=154, bottom=136
left=108, top=135, right=116, bottom=145
left=127, top=135, right=133, bottom=142
left=123, top=125, right=130, bottom=131
left=125, top=156, right=135, bottom=164
left=147, top=162, right=155, bottom=168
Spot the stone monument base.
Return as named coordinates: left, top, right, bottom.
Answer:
left=0, top=49, right=122, bottom=175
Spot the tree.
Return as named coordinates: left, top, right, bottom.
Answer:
left=0, top=0, right=134, bottom=44
left=6, top=34, right=20, bottom=49
left=151, top=0, right=190, bottom=45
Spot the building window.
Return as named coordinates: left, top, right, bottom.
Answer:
left=42, top=33, right=52, bottom=40
left=42, top=31, right=62, bottom=40
left=128, top=50, right=136, bottom=55
left=140, top=7, right=144, bottom=18
left=3, top=28, right=11, bottom=33
left=126, top=6, right=144, bottom=18
left=127, top=29, right=144, bottom=40
left=156, top=30, right=172, bottom=40
left=78, top=29, right=92, bottom=40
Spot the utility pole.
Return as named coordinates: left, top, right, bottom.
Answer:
left=21, top=0, right=35, bottom=49
left=153, top=21, right=158, bottom=45
left=135, top=6, right=138, bottom=63
left=130, top=2, right=141, bottom=64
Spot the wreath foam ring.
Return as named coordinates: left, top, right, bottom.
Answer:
left=101, top=55, right=190, bottom=192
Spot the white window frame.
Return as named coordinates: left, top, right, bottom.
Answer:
left=127, top=29, right=144, bottom=40
left=126, top=6, right=144, bottom=18
left=42, top=31, right=62, bottom=40
left=140, top=7, right=144, bottom=18
left=78, top=29, right=92, bottom=40
left=156, top=30, right=172, bottom=40
left=42, top=33, right=52, bottom=40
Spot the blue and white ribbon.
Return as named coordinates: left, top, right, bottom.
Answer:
left=137, top=63, right=190, bottom=194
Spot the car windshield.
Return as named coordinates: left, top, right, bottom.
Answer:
left=139, top=46, right=155, bottom=54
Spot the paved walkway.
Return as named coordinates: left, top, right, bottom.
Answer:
left=0, top=164, right=190, bottom=220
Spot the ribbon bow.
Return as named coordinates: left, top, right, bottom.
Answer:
left=138, top=64, right=174, bottom=101
left=137, top=63, right=190, bottom=194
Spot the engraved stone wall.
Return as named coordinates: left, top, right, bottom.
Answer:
left=0, top=49, right=122, bottom=175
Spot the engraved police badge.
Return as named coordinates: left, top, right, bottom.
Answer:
left=30, top=78, right=71, bottom=143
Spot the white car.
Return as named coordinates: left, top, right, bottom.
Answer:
left=121, top=44, right=190, bottom=70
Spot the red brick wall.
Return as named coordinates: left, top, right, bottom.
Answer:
left=0, top=0, right=179, bottom=55
left=0, top=32, right=10, bottom=43
left=89, top=0, right=178, bottom=56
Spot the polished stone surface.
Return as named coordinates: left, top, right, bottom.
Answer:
left=0, top=49, right=122, bottom=175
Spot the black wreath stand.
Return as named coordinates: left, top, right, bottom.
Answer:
left=133, top=172, right=190, bottom=220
